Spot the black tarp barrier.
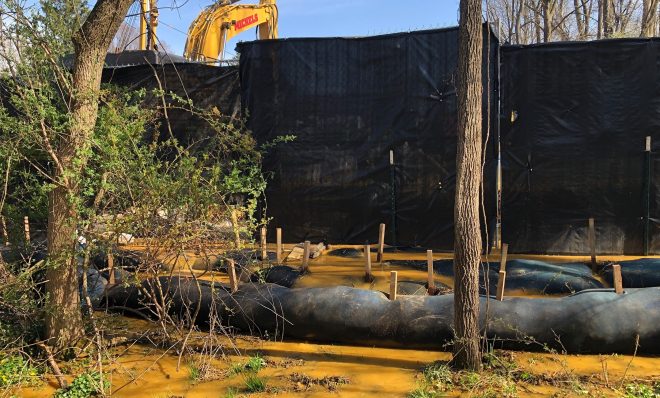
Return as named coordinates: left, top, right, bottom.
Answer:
left=238, top=26, right=499, bottom=249
left=501, top=39, right=660, bottom=254
left=101, top=62, right=241, bottom=148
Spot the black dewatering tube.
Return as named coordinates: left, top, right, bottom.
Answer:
left=104, top=276, right=660, bottom=355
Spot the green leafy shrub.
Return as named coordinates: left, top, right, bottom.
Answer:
left=407, top=362, right=453, bottom=398
left=243, top=373, right=266, bottom=392
left=188, top=363, right=201, bottom=383
left=407, top=388, right=438, bottom=398
left=54, top=371, right=108, bottom=398
left=422, top=363, right=453, bottom=392
left=244, top=355, right=266, bottom=373
left=223, top=388, right=238, bottom=398
left=229, top=354, right=266, bottom=375
left=458, top=372, right=480, bottom=389
left=624, top=383, right=660, bottom=398
left=0, top=355, right=41, bottom=387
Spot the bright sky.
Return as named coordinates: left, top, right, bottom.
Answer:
left=154, top=0, right=461, bottom=57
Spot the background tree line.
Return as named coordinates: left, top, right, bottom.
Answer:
left=485, top=0, right=660, bottom=43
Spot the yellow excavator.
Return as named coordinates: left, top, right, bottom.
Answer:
left=183, top=0, right=278, bottom=62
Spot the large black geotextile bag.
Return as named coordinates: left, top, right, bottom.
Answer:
left=237, top=25, right=499, bottom=250
left=601, top=259, right=660, bottom=288
left=104, top=276, right=660, bottom=354
left=389, top=259, right=603, bottom=295
left=501, top=39, right=660, bottom=254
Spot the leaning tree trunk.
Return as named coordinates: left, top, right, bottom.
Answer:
left=44, top=0, right=136, bottom=351
left=453, top=0, right=483, bottom=371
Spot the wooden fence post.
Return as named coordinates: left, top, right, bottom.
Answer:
left=644, top=136, right=652, bottom=256
left=301, top=240, right=311, bottom=273
left=500, top=243, right=509, bottom=272
left=389, top=149, right=398, bottom=246
left=377, top=223, right=386, bottom=263
left=227, top=259, right=238, bottom=293
left=107, top=251, right=115, bottom=284
left=496, top=270, right=506, bottom=301
left=588, top=218, right=596, bottom=272
left=389, top=271, right=398, bottom=301
left=612, top=264, right=623, bottom=294
left=276, top=227, right=283, bottom=264
left=427, top=250, right=435, bottom=290
left=260, top=226, right=267, bottom=262
left=364, top=243, right=372, bottom=282
left=23, top=216, right=30, bottom=245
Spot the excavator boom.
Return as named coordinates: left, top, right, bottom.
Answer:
left=184, top=0, right=277, bottom=62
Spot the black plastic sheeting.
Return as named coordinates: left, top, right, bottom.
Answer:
left=98, top=33, right=660, bottom=255
left=102, top=62, right=241, bottom=149
left=501, top=39, right=660, bottom=254
left=238, top=25, right=499, bottom=250
left=104, top=50, right=187, bottom=68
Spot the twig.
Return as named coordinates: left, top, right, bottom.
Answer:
left=618, top=334, right=640, bottom=388
left=599, top=355, right=609, bottom=387
left=36, top=341, right=67, bottom=389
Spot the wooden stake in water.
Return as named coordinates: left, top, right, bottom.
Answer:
left=496, top=270, right=506, bottom=301
left=227, top=259, right=238, bottom=293
left=260, top=226, right=267, bottom=261
left=364, top=243, right=372, bottom=281
left=588, top=218, right=596, bottom=271
left=377, top=223, right=386, bottom=263
left=426, top=250, right=435, bottom=290
left=1, top=216, right=8, bottom=246
left=276, top=227, right=283, bottom=264
left=389, top=271, right=398, bottom=300
left=107, top=251, right=115, bottom=284
left=612, top=264, right=623, bottom=294
left=301, top=240, right=311, bottom=273
left=23, top=216, right=30, bottom=245
left=500, top=243, right=509, bottom=272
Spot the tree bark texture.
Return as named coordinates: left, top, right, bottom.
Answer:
left=541, top=0, right=556, bottom=42
left=453, top=0, right=483, bottom=371
left=641, top=0, right=659, bottom=37
left=44, top=0, right=136, bottom=350
left=602, top=0, right=614, bottom=37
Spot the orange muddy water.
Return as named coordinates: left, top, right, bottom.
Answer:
left=15, top=244, right=659, bottom=397
left=18, top=330, right=660, bottom=397
left=127, top=242, right=659, bottom=295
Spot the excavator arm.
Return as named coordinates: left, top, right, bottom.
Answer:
left=184, top=0, right=278, bottom=62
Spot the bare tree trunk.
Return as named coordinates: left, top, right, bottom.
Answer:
left=514, top=0, right=524, bottom=43
left=603, top=0, right=614, bottom=37
left=598, top=0, right=604, bottom=37
left=574, top=0, right=585, bottom=38
left=572, top=0, right=593, bottom=39
left=641, top=0, right=659, bottom=36
left=453, top=0, right=483, bottom=372
left=534, top=1, right=543, bottom=42
left=617, top=0, right=637, bottom=34
left=583, top=0, right=593, bottom=38
left=541, top=0, right=556, bottom=41
left=44, top=0, right=136, bottom=351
